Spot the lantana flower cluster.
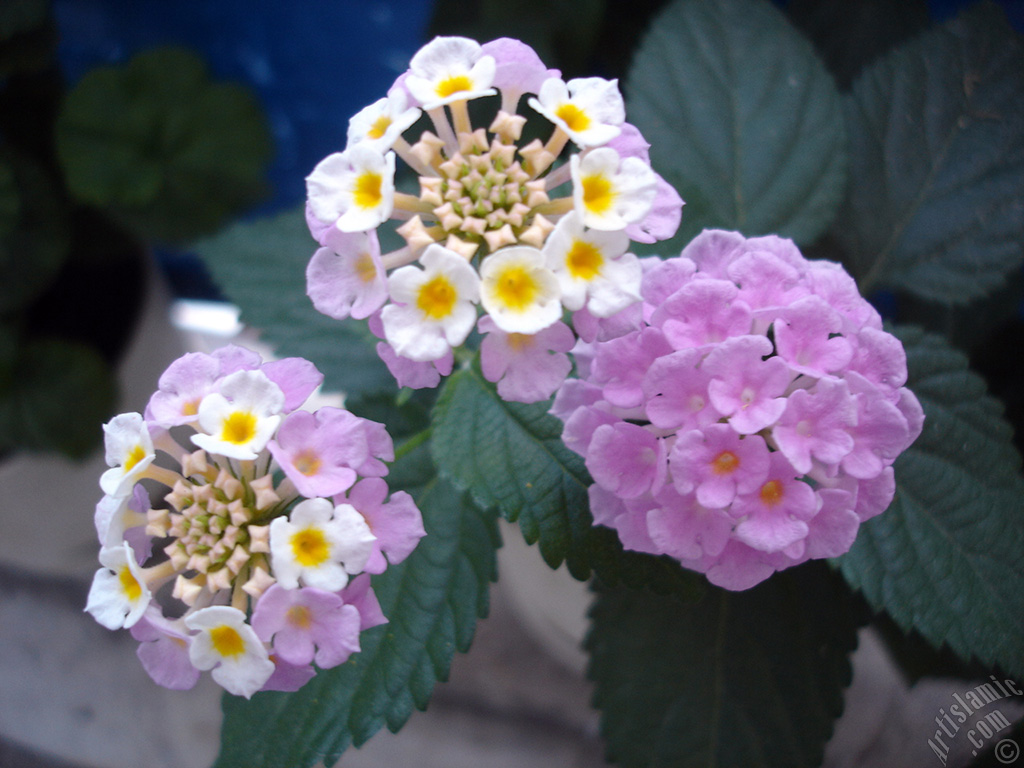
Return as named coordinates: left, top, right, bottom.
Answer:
left=552, top=230, right=924, bottom=590
left=85, top=345, right=424, bottom=697
left=305, top=35, right=682, bottom=402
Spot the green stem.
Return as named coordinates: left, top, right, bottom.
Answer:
left=393, top=427, right=433, bottom=462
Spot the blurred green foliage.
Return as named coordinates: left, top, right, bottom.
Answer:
left=0, top=3, right=272, bottom=458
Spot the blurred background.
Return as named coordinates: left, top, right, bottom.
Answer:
left=0, top=1, right=1022, bottom=766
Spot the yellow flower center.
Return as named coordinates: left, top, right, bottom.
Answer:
left=759, top=480, right=785, bottom=507
left=507, top=333, right=535, bottom=352
left=367, top=115, right=392, bottom=140
left=182, top=399, right=199, bottom=417
left=582, top=174, right=614, bottom=214
left=291, top=527, right=331, bottom=567
left=436, top=74, right=473, bottom=98
left=221, top=411, right=257, bottom=445
left=123, top=444, right=147, bottom=472
left=492, top=265, right=539, bottom=312
left=353, top=171, right=383, bottom=210
left=119, top=565, right=142, bottom=602
left=293, top=449, right=322, bottom=477
left=711, top=451, right=740, bottom=476
left=354, top=252, right=378, bottom=283
left=210, top=625, right=246, bottom=658
left=287, top=605, right=313, bottom=630
left=416, top=275, right=457, bottom=319
left=555, top=103, right=591, bottom=133
left=566, top=240, right=604, bottom=280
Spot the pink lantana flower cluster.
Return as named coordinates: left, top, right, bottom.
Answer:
left=304, top=35, right=683, bottom=402
left=85, top=345, right=424, bottom=698
left=553, top=230, right=924, bottom=590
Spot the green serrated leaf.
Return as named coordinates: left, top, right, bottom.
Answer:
left=839, top=326, right=1024, bottom=679
left=835, top=3, right=1024, bottom=303
left=626, top=0, right=847, bottom=253
left=430, top=365, right=593, bottom=574
left=214, top=444, right=499, bottom=768
left=345, top=387, right=435, bottom=442
left=588, top=563, right=861, bottom=768
left=0, top=338, right=116, bottom=458
left=429, top=363, right=705, bottom=597
left=896, top=269, right=1024, bottom=353
left=56, top=47, right=272, bottom=243
left=194, top=206, right=394, bottom=399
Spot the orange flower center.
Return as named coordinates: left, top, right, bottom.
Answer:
left=711, top=451, right=740, bottom=476
left=759, top=480, right=785, bottom=507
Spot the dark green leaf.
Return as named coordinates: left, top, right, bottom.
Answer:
left=872, top=611, right=994, bottom=685
left=0, top=0, right=47, bottom=41
left=430, top=364, right=704, bottom=597
left=896, top=270, right=1024, bottom=353
left=839, top=326, right=1024, bottom=679
left=214, top=444, right=499, bottom=768
left=56, top=47, right=272, bottom=243
left=194, top=206, right=394, bottom=399
left=0, top=337, right=116, bottom=458
left=626, top=0, right=847, bottom=252
left=0, top=149, right=69, bottom=314
left=786, top=0, right=930, bottom=90
left=588, top=563, right=861, bottom=768
left=345, top=387, right=436, bottom=442
left=431, top=365, right=593, bottom=574
left=835, top=3, right=1024, bottom=303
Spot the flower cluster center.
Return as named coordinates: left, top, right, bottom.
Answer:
left=149, top=460, right=278, bottom=602
left=412, top=129, right=555, bottom=258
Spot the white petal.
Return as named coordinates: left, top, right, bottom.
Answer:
left=86, top=543, right=150, bottom=629
left=186, top=606, right=274, bottom=698
left=332, top=503, right=377, bottom=575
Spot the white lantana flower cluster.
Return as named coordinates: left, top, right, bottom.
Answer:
left=305, top=36, right=683, bottom=402
left=85, top=346, right=425, bottom=698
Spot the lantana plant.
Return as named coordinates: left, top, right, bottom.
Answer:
left=117, top=0, right=1024, bottom=765
left=553, top=229, right=923, bottom=590
left=303, top=35, right=682, bottom=401
left=87, top=345, right=424, bottom=698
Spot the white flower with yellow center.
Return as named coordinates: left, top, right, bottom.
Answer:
left=347, top=90, right=422, bottom=151
left=185, top=606, right=275, bottom=699
left=192, top=370, right=285, bottom=460
left=86, top=542, right=151, bottom=630
left=306, top=144, right=396, bottom=233
left=99, top=412, right=155, bottom=497
left=404, top=36, right=497, bottom=109
left=381, top=244, right=481, bottom=362
left=269, top=497, right=376, bottom=591
left=571, top=147, right=658, bottom=231
left=479, top=246, right=562, bottom=334
left=543, top=211, right=642, bottom=317
left=529, top=77, right=625, bottom=148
